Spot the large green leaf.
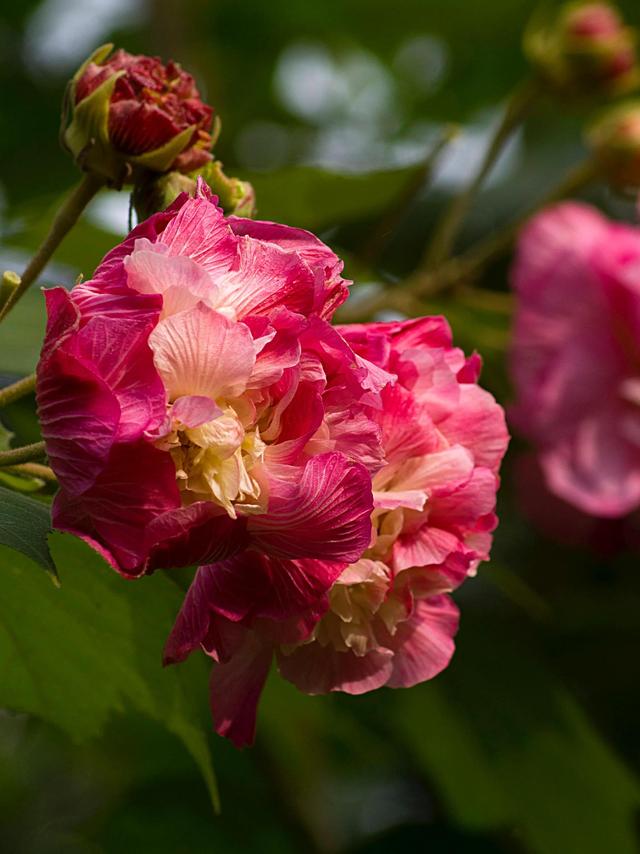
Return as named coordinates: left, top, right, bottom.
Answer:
left=392, top=614, right=640, bottom=854
left=0, top=532, right=218, bottom=808
left=241, top=165, right=422, bottom=231
left=0, top=485, right=56, bottom=577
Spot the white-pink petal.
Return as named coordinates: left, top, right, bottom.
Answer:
left=149, top=304, right=256, bottom=402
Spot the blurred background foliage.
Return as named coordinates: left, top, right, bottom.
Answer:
left=1, top=0, right=640, bottom=852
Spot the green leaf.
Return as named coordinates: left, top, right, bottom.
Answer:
left=0, top=485, right=56, bottom=577
left=240, top=165, right=422, bottom=231
left=392, top=615, right=640, bottom=854
left=0, top=532, right=218, bottom=809
left=0, top=288, right=46, bottom=375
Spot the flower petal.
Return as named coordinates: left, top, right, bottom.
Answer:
left=209, top=628, right=273, bottom=748
left=249, top=453, right=373, bottom=562
left=385, top=595, right=459, bottom=688
left=216, top=236, right=317, bottom=319
left=228, top=216, right=350, bottom=318
left=277, top=643, right=393, bottom=695
left=158, top=193, right=237, bottom=277
left=125, top=239, right=218, bottom=317
left=149, top=304, right=256, bottom=400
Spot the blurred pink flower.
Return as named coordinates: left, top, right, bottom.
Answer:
left=37, top=181, right=380, bottom=624
left=511, top=202, right=640, bottom=517
left=165, top=317, right=509, bottom=746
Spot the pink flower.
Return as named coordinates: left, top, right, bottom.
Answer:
left=510, top=202, right=640, bottom=517
left=165, top=316, right=508, bottom=746
left=36, top=181, right=380, bottom=623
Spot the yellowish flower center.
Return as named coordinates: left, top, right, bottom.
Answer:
left=165, top=404, right=267, bottom=518
left=312, top=561, right=391, bottom=656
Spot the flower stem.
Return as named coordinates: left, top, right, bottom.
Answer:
left=0, top=441, right=47, bottom=467
left=3, top=463, right=57, bottom=482
left=0, top=172, right=104, bottom=322
left=339, top=156, right=599, bottom=323
left=423, top=77, right=541, bottom=270
left=0, top=373, right=36, bottom=408
left=409, top=156, right=599, bottom=298
left=360, top=124, right=459, bottom=266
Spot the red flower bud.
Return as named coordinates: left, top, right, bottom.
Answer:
left=525, top=1, right=639, bottom=96
left=63, top=45, right=216, bottom=185
left=566, top=3, right=621, bottom=38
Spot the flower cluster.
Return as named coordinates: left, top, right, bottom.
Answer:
left=511, top=202, right=640, bottom=518
left=37, top=182, right=507, bottom=745
left=164, top=316, right=508, bottom=744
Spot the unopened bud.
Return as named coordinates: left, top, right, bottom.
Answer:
left=133, top=161, right=256, bottom=221
left=525, top=2, right=638, bottom=97
left=62, top=45, right=216, bottom=186
left=198, top=161, right=257, bottom=218
left=588, top=102, right=640, bottom=192
left=0, top=271, right=21, bottom=311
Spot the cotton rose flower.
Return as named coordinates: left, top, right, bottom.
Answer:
left=511, top=202, right=640, bottom=517
left=524, top=1, right=638, bottom=96
left=63, top=45, right=215, bottom=184
left=36, top=180, right=383, bottom=629
left=165, top=317, right=509, bottom=747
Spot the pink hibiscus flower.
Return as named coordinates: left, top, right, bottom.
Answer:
left=36, top=181, right=384, bottom=628
left=165, top=317, right=509, bottom=746
left=510, top=202, right=640, bottom=517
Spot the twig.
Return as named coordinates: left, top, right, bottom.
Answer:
left=340, top=156, right=599, bottom=322
left=0, top=172, right=104, bottom=322
left=3, top=463, right=57, bottom=482
left=0, top=442, right=47, bottom=467
left=0, top=373, right=37, bottom=408
left=360, top=125, right=459, bottom=267
left=423, top=77, right=541, bottom=269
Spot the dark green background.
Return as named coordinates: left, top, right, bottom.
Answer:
left=1, top=1, right=639, bottom=852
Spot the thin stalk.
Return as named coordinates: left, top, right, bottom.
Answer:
left=339, top=156, right=599, bottom=323
left=410, top=156, right=599, bottom=298
left=423, top=77, right=541, bottom=270
left=0, top=373, right=36, bottom=408
left=360, top=125, right=459, bottom=267
left=0, top=172, right=104, bottom=322
left=0, top=441, right=47, bottom=467
left=3, top=463, right=57, bottom=482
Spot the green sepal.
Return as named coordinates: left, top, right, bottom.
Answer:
left=71, top=42, right=114, bottom=87
left=130, top=124, right=196, bottom=172
left=196, top=160, right=256, bottom=217
left=63, top=69, right=127, bottom=184
left=131, top=170, right=197, bottom=221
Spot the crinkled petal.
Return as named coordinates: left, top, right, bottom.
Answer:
left=277, top=643, right=393, bottom=695
left=228, top=216, right=350, bottom=318
left=125, top=239, right=218, bottom=317
left=158, top=192, right=237, bottom=278
left=149, top=304, right=256, bottom=400
left=249, top=453, right=373, bottom=562
left=217, top=236, right=317, bottom=319
left=384, top=595, right=459, bottom=688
